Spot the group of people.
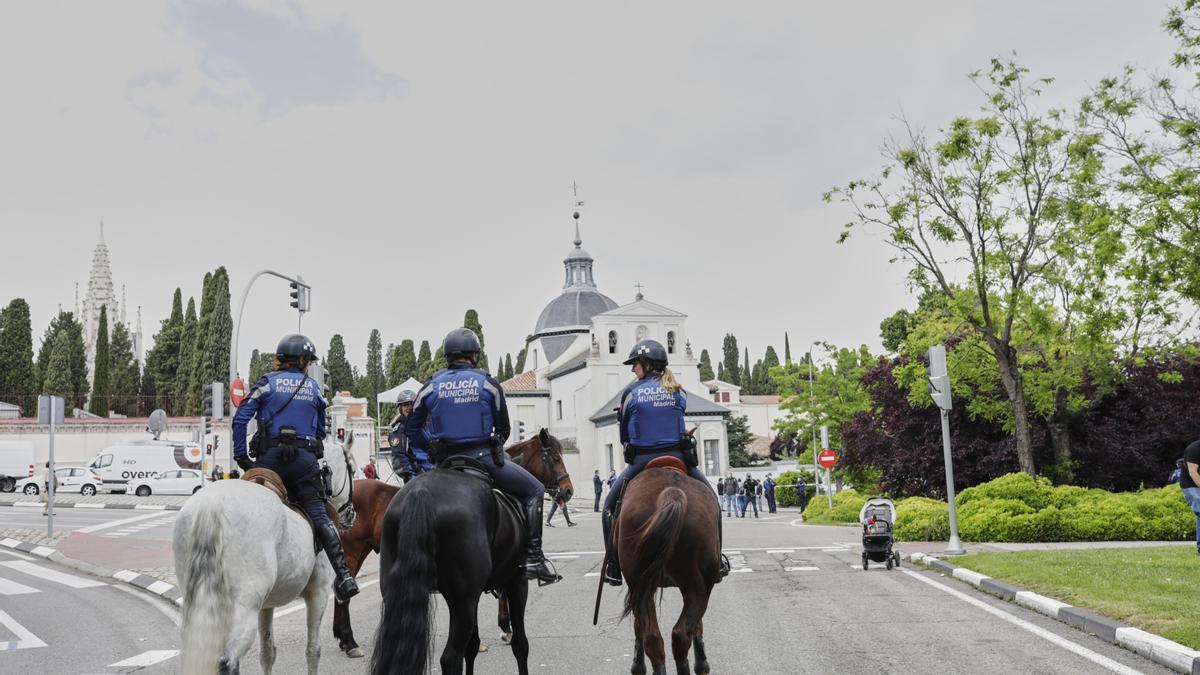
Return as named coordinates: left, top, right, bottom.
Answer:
left=230, top=326, right=726, bottom=601
left=718, top=472, right=779, bottom=516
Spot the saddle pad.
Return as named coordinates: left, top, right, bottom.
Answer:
left=242, top=468, right=289, bottom=503
left=646, top=456, right=687, bottom=474
left=493, top=489, right=524, bottom=525
left=439, top=456, right=494, bottom=485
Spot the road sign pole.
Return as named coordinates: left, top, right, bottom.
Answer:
left=820, top=425, right=832, bottom=509
left=940, top=407, right=965, bottom=554
left=928, top=344, right=965, bottom=555
left=47, top=403, right=54, bottom=537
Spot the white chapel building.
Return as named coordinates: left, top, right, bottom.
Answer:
left=501, top=218, right=731, bottom=480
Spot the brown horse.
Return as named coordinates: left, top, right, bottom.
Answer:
left=617, top=457, right=721, bottom=675
left=332, top=429, right=573, bottom=657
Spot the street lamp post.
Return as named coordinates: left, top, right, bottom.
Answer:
left=807, top=341, right=821, bottom=499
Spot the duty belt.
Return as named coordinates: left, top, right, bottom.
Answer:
left=265, top=437, right=324, bottom=451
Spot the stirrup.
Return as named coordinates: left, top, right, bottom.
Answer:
left=525, top=556, right=562, bottom=586
left=718, top=553, right=731, bottom=579
left=334, top=576, right=360, bottom=602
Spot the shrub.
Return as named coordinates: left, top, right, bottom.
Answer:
left=894, top=496, right=950, bottom=541
left=802, top=489, right=867, bottom=524
left=956, top=472, right=1054, bottom=510
left=774, top=470, right=817, bottom=508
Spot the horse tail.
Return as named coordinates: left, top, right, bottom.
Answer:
left=178, top=503, right=232, bottom=674
left=623, top=485, right=687, bottom=623
left=371, top=486, right=437, bottom=675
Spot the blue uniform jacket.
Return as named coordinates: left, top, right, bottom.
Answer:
left=405, top=362, right=510, bottom=452
left=619, top=375, right=687, bottom=451
left=232, top=368, right=327, bottom=459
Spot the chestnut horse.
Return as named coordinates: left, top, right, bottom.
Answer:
left=617, top=457, right=721, bottom=675
left=332, top=429, right=573, bottom=657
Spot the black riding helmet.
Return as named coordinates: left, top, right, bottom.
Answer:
left=396, top=389, right=418, bottom=405
left=276, top=333, right=319, bottom=362
left=443, top=327, right=481, bottom=361
left=624, top=339, right=668, bottom=369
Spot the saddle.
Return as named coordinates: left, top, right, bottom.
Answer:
left=437, top=456, right=525, bottom=527
left=646, top=455, right=688, bottom=474
left=242, top=468, right=337, bottom=554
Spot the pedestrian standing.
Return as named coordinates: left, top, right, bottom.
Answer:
left=211, top=464, right=222, bottom=481
left=41, top=462, right=59, bottom=516
left=716, top=476, right=726, bottom=510
left=724, top=474, right=737, bottom=516
left=593, top=470, right=603, bottom=512
left=796, top=475, right=808, bottom=511
left=755, top=480, right=764, bottom=511
left=740, top=474, right=759, bottom=518
left=546, top=491, right=576, bottom=527
left=1178, top=439, right=1200, bottom=554
left=607, top=470, right=616, bottom=490
left=764, top=474, right=777, bottom=513
left=362, top=458, right=378, bottom=480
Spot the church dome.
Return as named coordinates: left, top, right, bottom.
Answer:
left=534, top=289, right=618, bottom=334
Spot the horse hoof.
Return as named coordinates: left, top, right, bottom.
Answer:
left=479, top=643, right=489, bottom=653
left=346, top=647, right=365, bottom=658
left=501, top=632, right=513, bottom=644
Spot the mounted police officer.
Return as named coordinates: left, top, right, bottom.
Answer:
left=601, top=339, right=731, bottom=586
left=387, top=389, right=432, bottom=482
left=232, top=333, right=359, bottom=602
left=405, top=327, right=560, bottom=584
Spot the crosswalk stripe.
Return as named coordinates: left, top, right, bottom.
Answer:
left=0, top=609, right=46, bottom=650
left=0, top=575, right=39, bottom=595
left=785, top=566, right=820, bottom=572
left=0, top=560, right=106, bottom=588
left=107, top=649, right=180, bottom=667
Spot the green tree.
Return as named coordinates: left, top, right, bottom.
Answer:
left=698, top=349, right=715, bottom=381
left=414, top=340, right=433, bottom=380
left=144, top=289, right=184, bottom=411
left=721, top=334, right=740, bottom=385
left=514, top=347, right=527, bottom=374
left=879, top=308, right=915, bottom=353
left=828, top=60, right=1107, bottom=476
left=717, top=362, right=726, bottom=381
left=248, top=349, right=278, bottom=383
left=365, top=329, right=385, bottom=417
left=325, top=335, right=355, bottom=393
left=89, top=306, right=110, bottom=416
left=197, top=286, right=232, bottom=414
left=773, top=344, right=876, bottom=466
left=463, top=309, right=489, bottom=371
left=387, top=339, right=417, bottom=386
left=503, top=353, right=514, bottom=381
left=740, top=348, right=752, bottom=393
left=727, top=414, right=755, bottom=467
left=109, top=321, right=140, bottom=416
left=419, top=346, right=447, bottom=380
left=42, top=330, right=75, bottom=400
left=0, top=299, right=35, bottom=414
left=784, top=332, right=792, bottom=365
left=175, top=297, right=197, bottom=414
left=62, top=315, right=88, bottom=409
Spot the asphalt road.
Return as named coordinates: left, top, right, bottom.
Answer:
left=2, top=507, right=179, bottom=541
left=0, top=547, right=181, bottom=673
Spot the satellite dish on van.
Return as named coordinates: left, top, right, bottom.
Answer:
left=147, top=409, right=168, bottom=440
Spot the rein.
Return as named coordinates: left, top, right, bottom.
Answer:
left=511, top=436, right=571, bottom=494
left=326, top=446, right=356, bottom=529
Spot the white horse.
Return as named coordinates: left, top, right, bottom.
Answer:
left=174, top=440, right=357, bottom=674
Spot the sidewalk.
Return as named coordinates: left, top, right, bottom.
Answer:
left=898, top=539, right=1194, bottom=555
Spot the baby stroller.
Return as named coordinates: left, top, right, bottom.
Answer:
left=859, top=497, right=900, bottom=570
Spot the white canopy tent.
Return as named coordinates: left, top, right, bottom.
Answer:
left=377, top=377, right=424, bottom=407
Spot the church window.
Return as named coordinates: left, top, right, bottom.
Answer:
left=556, top=400, right=563, bottom=420
left=608, top=330, right=617, bottom=354
left=667, top=331, right=676, bottom=354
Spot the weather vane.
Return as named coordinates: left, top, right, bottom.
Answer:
left=571, top=180, right=584, bottom=208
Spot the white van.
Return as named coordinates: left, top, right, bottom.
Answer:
left=86, top=440, right=204, bottom=494
left=0, top=441, right=36, bottom=493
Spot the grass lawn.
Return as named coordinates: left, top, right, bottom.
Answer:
left=958, top=546, right=1200, bottom=649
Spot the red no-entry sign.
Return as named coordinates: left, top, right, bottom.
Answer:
left=230, top=378, right=248, bottom=407
left=817, top=448, right=838, bottom=469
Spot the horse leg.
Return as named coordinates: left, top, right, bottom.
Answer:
left=631, top=615, right=647, bottom=675
left=692, top=619, right=710, bottom=675
left=440, top=593, right=479, bottom=675
left=503, top=578, right=531, bottom=675
left=497, top=592, right=513, bottom=643
left=258, top=608, right=276, bottom=675
left=219, top=604, right=258, bottom=675
left=334, top=539, right=369, bottom=657
left=671, top=579, right=709, bottom=675
left=641, top=600, right=668, bottom=675
left=465, top=622, right=482, bottom=674
left=304, top=585, right=330, bottom=675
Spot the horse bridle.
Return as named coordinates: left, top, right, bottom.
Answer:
left=324, top=446, right=356, bottom=530
left=535, top=437, right=572, bottom=495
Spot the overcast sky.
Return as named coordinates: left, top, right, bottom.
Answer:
left=0, top=1, right=1181, bottom=375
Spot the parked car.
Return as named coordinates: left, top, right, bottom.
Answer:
left=0, top=440, right=36, bottom=492
left=15, top=467, right=103, bottom=496
left=128, top=469, right=205, bottom=497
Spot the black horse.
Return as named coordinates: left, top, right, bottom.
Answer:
left=370, top=429, right=573, bottom=675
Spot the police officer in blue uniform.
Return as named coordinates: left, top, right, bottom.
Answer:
left=232, top=334, right=359, bottom=602
left=387, top=389, right=432, bottom=481
left=406, top=328, right=560, bottom=584
left=601, top=339, right=730, bottom=586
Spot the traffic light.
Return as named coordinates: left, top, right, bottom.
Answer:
left=516, top=420, right=526, bottom=442
left=202, top=384, right=215, bottom=418
left=289, top=280, right=310, bottom=312
left=926, top=344, right=953, bottom=411
left=202, top=382, right=225, bottom=420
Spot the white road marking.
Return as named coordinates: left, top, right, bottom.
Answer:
left=77, top=510, right=169, bottom=534
left=73, top=502, right=107, bottom=508
left=902, top=570, right=1145, bottom=675
left=107, top=649, right=180, bottom=667
left=547, top=554, right=579, bottom=560
left=0, top=610, right=46, bottom=650
left=0, top=575, right=39, bottom=595
left=785, top=566, right=819, bottom=572
left=767, top=549, right=795, bottom=554
left=275, top=579, right=381, bottom=618
left=0, top=548, right=34, bottom=561
left=0, top=560, right=106, bottom=588
left=584, top=572, right=600, bottom=577
left=731, top=568, right=753, bottom=574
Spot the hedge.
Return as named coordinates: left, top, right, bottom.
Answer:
left=801, top=489, right=867, bottom=524
left=774, top=470, right=817, bottom=508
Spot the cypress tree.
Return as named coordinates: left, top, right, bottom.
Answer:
left=325, top=335, right=355, bottom=393
left=722, top=334, right=740, bottom=385
left=189, top=271, right=216, bottom=402
left=59, top=314, right=89, bottom=410
left=43, top=331, right=75, bottom=400
left=504, top=353, right=514, bottom=380
left=0, top=299, right=36, bottom=415
left=388, top=339, right=417, bottom=385
left=89, top=306, right=110, bottom=415
left=698, top=349, right=715, bottom=381
left=718, top=362, right=726, bottom=382
left=366, top=329, right=384, bottom=413
left=149, top=289, right=185, bottom=410
left=109, top=321, right=139, bottom=415
left=175, top=298, right=197, bottom=414
left=463, top=309, right=488, bottom=371
left=784, top=332, right=792, bottom=365
left=414, top=340, right=432, bottom=380
left=740, top=347, right=751, bottom=393
left=193, top=269, right=231, bottom=405
left=514, top=347, right=527, bottom=374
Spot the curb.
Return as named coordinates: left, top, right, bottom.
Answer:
left=0, top=536, right=182, bottom=607
left=906, top=551, right=1200, bottom=673
left=0, top=501, right=182, bottom=510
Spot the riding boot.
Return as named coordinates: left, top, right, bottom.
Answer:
left=716, top=511, right=731, bottom=581
left=523, top=498, right=561, bottom=585
left=316, top=521, right=360, bottom=602
left=601, top=508, right=622, bottom=587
